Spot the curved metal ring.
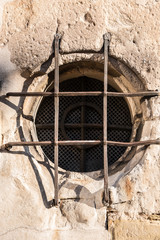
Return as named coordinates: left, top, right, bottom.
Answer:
left=60, top=102, right=103, bottom=149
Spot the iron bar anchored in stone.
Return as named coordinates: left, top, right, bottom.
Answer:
left=1, top=139, right=160, bottom=150
left=54, top=33, right=60, bottom=206
left=4, top=91, right=160, bottom=97
left=103, top=33, right=109, bottom=203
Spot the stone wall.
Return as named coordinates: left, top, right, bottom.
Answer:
left=0, top=0, right=160, bottom=239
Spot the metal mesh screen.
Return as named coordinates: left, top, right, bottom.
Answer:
left=35, top=77, right=132, bottom=172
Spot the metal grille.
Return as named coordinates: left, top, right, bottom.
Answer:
left=35, top=77, right=132, bottom=172
left=1, top=34, right=159, bottom=206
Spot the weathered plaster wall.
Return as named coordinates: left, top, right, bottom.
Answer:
left=0, top=0, right=160, bottom=239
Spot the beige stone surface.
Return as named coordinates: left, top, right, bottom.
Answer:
left=112, top=220, right=160, bottom=240
left=108, top=0, right=160, bottom=90
left=0, top=0, right=107, bottom=71
left=0, top=229, right=110, bottom=240
left=0, top=0, right=160, bottom=239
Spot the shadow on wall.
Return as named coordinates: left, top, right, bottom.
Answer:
left=0, top=67, right=9, bottom=91
left=0, top=38, right=58, bottom=208
left=0, top=71, right=104, bottom=209
left=0, top=38, right=106, bottom=209
left=0, top=39, right=61, bottom=209
left=0, top=71, right=56, bottom=208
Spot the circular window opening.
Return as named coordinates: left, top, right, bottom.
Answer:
left=35, top=76, right=132, bottom=172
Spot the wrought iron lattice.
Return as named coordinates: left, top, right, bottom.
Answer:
left=1, top=34, right=160, bottom=206
left=35, top=77, right=132, bottom=172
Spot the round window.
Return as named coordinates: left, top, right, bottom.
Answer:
left=35, top=76, right=132, bottom=172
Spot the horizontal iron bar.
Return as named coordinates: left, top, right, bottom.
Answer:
left=65, top=123, right=102, bottom=128
left=1, top=139, right=160, bottom=150
left=6, top=92, right=102, bottom=97
left=57, top=140, right=160, bottom=146
left=59, top=123, right=132, bottom=131
left=5, top=91, right=159, bottom=97
left=36, top=123, right=132, bottom=131
left=36, top=123, right=102, bottom=129
left=108, top=91, right=159, bottom=97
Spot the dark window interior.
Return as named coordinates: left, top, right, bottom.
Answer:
left=35, top=77, right=132, bottom=172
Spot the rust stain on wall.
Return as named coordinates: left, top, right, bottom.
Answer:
left=125, top=177, right=133, bottom=199
left=53, top=230, right=60, bottom=240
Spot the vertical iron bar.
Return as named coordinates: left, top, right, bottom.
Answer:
left=80, top=79, right=86, bottom=172
left=54, top=34, right=60, bottom=205
left=103, top=33, right=110, bottom=203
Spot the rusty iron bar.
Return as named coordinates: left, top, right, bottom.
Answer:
left=64, top=123, right=132, bottom=131
left=80, top=79, right=86, bottom=172
left=57, top=140, right=160, bottom=146
left=1, top=139, right=160, bottom=150
left=36, top=123, right=132, bottom=131
left=54, top=34, right=60, bottom=206
left=5, top=92, right=102, bottom=97
left=105, top=91, right=159, bottom=97
left=5, top=91, right=159, bottom=97
left=103, top=33, right=109, bottom=203
left=36, top=123, right=103, bottom=129
left=66, top=123, right=101, bottom=129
